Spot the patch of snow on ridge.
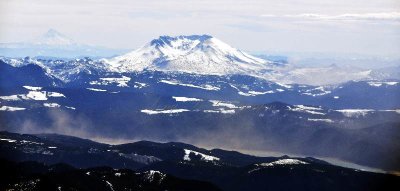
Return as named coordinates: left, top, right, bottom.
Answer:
left=48, top=92, right=65, bottom=98
left=301, top=86, right=331, bottom=97
left=204, top=109, right=235, bottom=114
left=183, top=149, right=220, bottom=162
left=308, top=118, right=334, bottom=123
left=248, top=159, right=309, bottom=173
left=289, top=105, right=325, bottom=115
left=105, top=181, right=115, bottom=191
left=248, top=90, right=275, bottom=95
left=160, top=80, right=220, bottom=91
left=43, top=103, right=61, bottom=108
left=336, top=109, right=374, bottom=117
left=209, top=100, right=238, bottom=109
left=0, top=106, right=26, bottom=111
left=134, top=82, right=148, bottom=89
left=258, top=159, right=309, bottom=167
left=23, top=86, right=42, bottom=91
left=367, top=81, right=399, bottom=87
left=172, top=96, right=203, bottom=102
left=0, top=95, right=21, bottom=101
left=26, top=91, right=47, bottom=100
left=382, top=109, right=400, bottom=114
left=86, top=88, right=107, bottom=92
left=0, top=138, right=17, bottom=142
left=239, top=90, right=274, bottom=96
left=90, top=76, right=131, bottom=87
left=230, top=84, right=275, bottom=96
left=1, top=91, right=64, bottom=101
left=141, top=109, right=190, bottom=115
left=275, top=82, right=292, bottom=89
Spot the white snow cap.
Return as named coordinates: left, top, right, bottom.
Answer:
left=104, top=35, right=271, bottom=75
left=33, top=29, right=75, bottom=46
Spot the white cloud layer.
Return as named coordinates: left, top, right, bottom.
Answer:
left=261, top=12, right=400, bottom=21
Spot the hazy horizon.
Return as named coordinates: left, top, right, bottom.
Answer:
left=0, top=0, right=399, bottom=59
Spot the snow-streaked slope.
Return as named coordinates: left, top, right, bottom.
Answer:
left=104, top=35, right=272, bottom=75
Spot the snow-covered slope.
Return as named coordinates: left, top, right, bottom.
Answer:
left=104, top=35, right=273, bottom=75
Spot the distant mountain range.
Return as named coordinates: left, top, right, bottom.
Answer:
left=0, top=29, right=127, bottom=58
left=1, top=32, right=399, bottom=85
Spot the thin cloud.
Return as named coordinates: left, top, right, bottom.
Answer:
left=261, top=12, right=400, bottom=21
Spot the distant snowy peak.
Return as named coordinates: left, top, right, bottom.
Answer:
left=0, top=29, right=127, bottom=58
left=33, top=29, right=75, bottom=46
left=104, top=35, right=272, bottom=75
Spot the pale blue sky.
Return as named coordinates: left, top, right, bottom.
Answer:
left=0, top=0, right=399, bottom=57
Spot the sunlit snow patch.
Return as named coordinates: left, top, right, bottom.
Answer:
left=43, top=103, right=61, bottom=108
left=26, top=91, right=48, bottom=100
left=172, top=96, right=203, bottom=102
left=160, top=80, right=220, bottom=91
left=381, top=109, right=400, bottom=114
left=276, top=82, right=292, bottom=89
left=23, top=86, right=42, bottom=91
left=133, top=82, right=148, bottom=89
left=0, top=95, right=21, bottom=101
left=367, top=81, right=398, bottom=87
left=48, top=92, right=65, bottom=98
left=141, top=109, right=190, bottom=115
left=65, top=106, right=76, bottom=110
left=90, top=76, right=131, bottom=87
left=307, top=118, right=334, bottom=123
left=86, top=88, right=107, bottom=92
left=209, top=100, right=238, bottom=109
left=247, top=159, right=310, bottom=172
left=336, top=109, right=374, bottom=117
left=257, top=159, right=308, bottom=167
left=302, top=86, right=332, bottom=97
left=0, top=106, right=26, bottom=111
left=183, top=149, right=220, bottom=162
left=288, top=105, right=325, bottom=115
left=0, top=138, right=17, bottom=142
left=204, top=109, right=235, bottom=114
left=230, top=84, right=274, bottom=96
left=238, top=90, right=275, bottom=96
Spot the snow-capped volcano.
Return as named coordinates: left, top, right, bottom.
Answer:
left=32, top=29, right=75, bottom=46
left=0, top=29, right=127, bottom=58
left=104, top=35, right=273, bottom=75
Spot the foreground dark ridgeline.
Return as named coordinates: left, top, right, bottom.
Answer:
left=1, top=131, right=399, bottom=191
left=0, top=159, right=221, bottom=191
